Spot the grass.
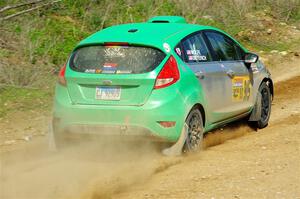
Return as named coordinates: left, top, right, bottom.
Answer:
left=2, top=0, right=299, bottom=68
left=245, top=37, right=300, bottom=52
left=0, top=86, right=53, bottom=118
left=0, top=0, right=299, bottom=118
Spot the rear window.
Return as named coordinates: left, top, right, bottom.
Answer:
left=70, top=45, right=165, bottom=74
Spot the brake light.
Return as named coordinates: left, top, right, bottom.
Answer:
left=104, top=42, right=129, bottom=46
left=58, top=64, right=66, bottom=86
left=154, top=56, right=179, bottom=89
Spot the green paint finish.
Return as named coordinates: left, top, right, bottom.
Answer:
left=54, top=81, right=187, bottom=141
left=147, top=16, right=187, bottom=23
left=76, top=18, right=247, bottom=53
left=53, top=16, right=251, bottom=142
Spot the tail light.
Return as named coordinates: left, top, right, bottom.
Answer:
left=58, top=64, right=67, bottom=86
left=154, top=55, right=180, bottom=89
left=104, top=42, right=129, bottom=46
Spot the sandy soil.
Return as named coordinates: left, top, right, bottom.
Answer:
left=0, top=59, right=300, bottom=199
left=113, top=76, right=300, bottom=199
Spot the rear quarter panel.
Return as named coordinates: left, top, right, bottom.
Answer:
left=173, top=54, right=209, bottom=128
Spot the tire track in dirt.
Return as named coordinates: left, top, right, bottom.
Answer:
left=76, top=71, right=300, bottom=199
left=0, top=63, right=299, bottom=199
left=107, top=75, right=300, bottom=199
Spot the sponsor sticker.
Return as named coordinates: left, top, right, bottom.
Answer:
left=95, top=69, right=102, bottom=74
left=85, top=69, right=95, bottom=73
left=232, top=76, right=251, bottom=101
left=103, top=63, right=117, bottom=68
left=175, top=48, right=182, bottom=56
left=116, top=70, right=132, bottom=74
left=163, top=43, right=171, bottom=53
left=102, top=69, right=116, bottom=74
left=186, top=50, right=201, bottom=55
left=188, top=55, right=207, bottom=61
left=102, top=63, right=117, bottom=74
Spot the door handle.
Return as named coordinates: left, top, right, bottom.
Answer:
left=226, top=70, right=235, bottom=79
left=195, top=71, right=205, bottom=79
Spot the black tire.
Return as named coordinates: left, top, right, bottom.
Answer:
left=184, top=109, right=204, bottom=152
left=254, top=82, right=272, bottom=129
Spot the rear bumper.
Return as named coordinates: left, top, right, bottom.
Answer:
left=53, top=84, right=187, bottom=142
left=52, top=121, right=168, bottom=142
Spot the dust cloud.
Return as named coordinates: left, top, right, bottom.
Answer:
left=1, top=134, right=178, bottom=199
left=1, top=122, right=255, bottom=199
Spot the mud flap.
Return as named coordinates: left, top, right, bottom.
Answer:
left=162, top=123, right=188, bottom=156
left=249, top=92, right=262, bottom=121
left=48, top=121, right=57, bottom=151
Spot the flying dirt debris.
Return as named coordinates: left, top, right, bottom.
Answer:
left=1, top=1, right=300, bottom=198
left=1, top=73, right=300, bottom=199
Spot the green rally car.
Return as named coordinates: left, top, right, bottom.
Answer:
left=52, top=16, right=273, bottom=152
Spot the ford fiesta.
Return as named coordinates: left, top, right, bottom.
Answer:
left=51, top=16, right=273, bottom=153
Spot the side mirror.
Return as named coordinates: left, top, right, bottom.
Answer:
left=244, top=53, right=259, bottom=64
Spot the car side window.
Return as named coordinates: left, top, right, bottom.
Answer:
left=205, top=31, right=243, bottom=61
left=234, top=44, right=244, bottom=60
left=181, top=33, right=212, bottom=63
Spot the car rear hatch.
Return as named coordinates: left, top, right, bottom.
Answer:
left=65, top=43, right=166, bottom=106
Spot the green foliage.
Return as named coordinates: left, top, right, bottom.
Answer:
left=28, top=16, right=89, bottom=65
left=14, top=25, right=22, bottom=34
left=0, top=0, right=299, bottom=117
left=3, top=0, right=299, bottom=67
left=0, top=48, right=11, bottom=58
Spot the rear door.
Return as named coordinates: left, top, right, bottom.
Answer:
left=179, top=32, right=229, bottom=123
left=66, top=44, right=166, bottom=106
left=204, top=31, right=253, bottom=117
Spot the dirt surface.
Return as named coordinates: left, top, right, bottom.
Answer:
left=113, top=76, right=300, bottom=199
left=0, top=60, right=300, bottom=199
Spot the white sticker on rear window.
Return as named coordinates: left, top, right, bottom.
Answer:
left=104, top=47, right=125, bottom=58
left=116, top=70, right=132, bottom=74
left=163, top=43, right=171, bottom=53
left=85, top=69, right=96, bottom=73
left=102, top=68, right=116, bottom=74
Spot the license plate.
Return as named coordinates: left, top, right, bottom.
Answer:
left=95, top=87, right=121, bottom=100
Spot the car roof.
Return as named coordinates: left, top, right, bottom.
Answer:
left=78, top=24, right=207, bottom=48
left=76, top=16, right=246, bottom=52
